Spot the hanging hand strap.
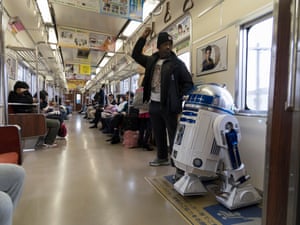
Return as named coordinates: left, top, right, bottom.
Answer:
left=164, top=2, right=171, bottom=23
left=183, top=0, right=194, bottom=12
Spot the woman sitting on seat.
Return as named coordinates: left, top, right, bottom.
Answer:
left=106, top=92, right=134, bottom=144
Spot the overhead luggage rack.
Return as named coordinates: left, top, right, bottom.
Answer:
left=6, top=46, right=50, bottom=76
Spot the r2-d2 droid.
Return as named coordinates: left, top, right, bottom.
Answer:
left=172, top=83, right=262, bottom=210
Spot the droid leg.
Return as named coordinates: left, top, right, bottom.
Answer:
left=216, top=173, right=262, bottom=210
left=213, top=115, right=262, bottom=209
left=173, top=173, right=207, bottom=196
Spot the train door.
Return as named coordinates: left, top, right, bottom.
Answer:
left=264, top=0, right=300, bottom=224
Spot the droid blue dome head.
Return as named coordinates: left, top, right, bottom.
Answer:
left=186, top=83, right=234, bottom=114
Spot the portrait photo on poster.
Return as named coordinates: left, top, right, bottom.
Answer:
left=196, top=36, right=228, bottom=76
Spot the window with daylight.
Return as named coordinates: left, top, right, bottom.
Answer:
left=239, top=15, right=273, bottom=112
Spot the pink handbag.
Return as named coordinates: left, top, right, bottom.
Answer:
left=122, top=130, right=139, bottom=148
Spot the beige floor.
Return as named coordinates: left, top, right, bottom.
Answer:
left=13, top=114, right=189, bottom=225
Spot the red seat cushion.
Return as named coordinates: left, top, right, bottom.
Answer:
left=0, top=152, right=19, bottom=164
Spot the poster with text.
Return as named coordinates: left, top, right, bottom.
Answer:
left=100, top=0, right=144, bottom=21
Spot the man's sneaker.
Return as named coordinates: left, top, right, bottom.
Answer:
left=149, top=158, right=170, bottom=167
left=43, top=143, right=58, bottom=148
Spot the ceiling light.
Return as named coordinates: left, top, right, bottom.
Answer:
left=50, top=44, right=57, bottom=50
left=143, top=0, right=160, bottom=21
left=96, top=67, right=101, bottom=74
left=37, top=0, right=53, bottom=24
left=99, top=57, right=110, bottom=67
left=122, top=21, right=141, bottom=37
left=48, top=27, right=57, bottom=44
left=115, top=39, right=123, bottom=52
left=107, top=52, right=115, bottom=57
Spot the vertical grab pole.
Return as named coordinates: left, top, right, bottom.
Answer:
left=35, top=44, right=40, bottom=113
left=0, top=0, right=8, bottom=124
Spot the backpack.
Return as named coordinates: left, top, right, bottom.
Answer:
left=58, top=123, right=67, bottom=137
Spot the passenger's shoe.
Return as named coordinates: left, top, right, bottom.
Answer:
left=149, top=158, right=170, bottom=167
left=43, top=143, right=58, bottom=148
left=89, top=125, right=97, bottom=128
left=110, top=136, right=120, bottom=144
left=143, top=144, right=153, bottom=151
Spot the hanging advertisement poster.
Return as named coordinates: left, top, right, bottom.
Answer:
left=89, top=33, right=116, bottom=52
left=50, top=0, right=100, bottom=12
left=129, top=0, right=144, bottom=21
left=58, top=27, right=89, bottom=48
left=100, top=0, right=144, bottom=21
left=8, top=17, right=25, bottom=34
left=79, top=64, right=91, bottom=75
left=67, top=79, right=87, bottom=90
left=65, top=64, right=91, bottom=79
left=164, top=16, right=191, bottom=46
left=58, top=27, right=116, bottom=52
left=51, top=0, right=143, bottom=21
left=143, top=15, right=191, bottom=55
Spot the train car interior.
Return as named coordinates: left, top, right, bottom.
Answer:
left=0, top=0, right=299, bottom=225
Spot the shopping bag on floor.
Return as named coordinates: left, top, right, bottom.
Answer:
left=58, top=122, right=67, bottom=137
left=122, top=130, right=139, bottom=148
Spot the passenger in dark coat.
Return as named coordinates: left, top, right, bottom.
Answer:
left=8, top=81, right=34, bottom=113
left=132, top=28, right=194, bottom=167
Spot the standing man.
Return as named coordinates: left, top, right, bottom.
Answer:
left=89, top=84, right=107, bottom=128
left=132, top=28, right=194, bottom=166
left=98, top=84, right=106, bottom=108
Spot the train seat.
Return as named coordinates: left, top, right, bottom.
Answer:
left=8, top=113, right=47, bottom=150
left=0, top=125, right=22, bottom=165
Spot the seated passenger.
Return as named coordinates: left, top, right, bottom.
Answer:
left=0, top=163, right=25, bottom=225
left=33, top=90, right=61, bottom=148
left=108, top=91, right=134, bottom=144
left=90, top=93, right=117, bottom=129
left=8, top=81, right=34, bottom=113
left=8, top=82, right=59, bottom=147
left=84, top=100, right=97, bottom=120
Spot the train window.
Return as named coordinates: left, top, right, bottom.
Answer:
left=39, top=75, right=44, bottom=90
left=32, top=73, right=37, bottom=95
left=131, top=74, right=139, bottom=92
left=25, top=68, right=31, bottom=91
left=17, top=64, right=23, bottom=81
left=119, top=74, right=139, bottom=94
left=178, top=52, right=191, bottom=72
left=47, top=85, right=54, bottom=101
left=120, top=78, right=129, bottom=94
left=240, top=16, right=273, bottom=112
left=76, top=94, right=81, bottom=104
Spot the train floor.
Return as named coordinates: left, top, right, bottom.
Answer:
left=13, top=113, right=189, bottom=225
